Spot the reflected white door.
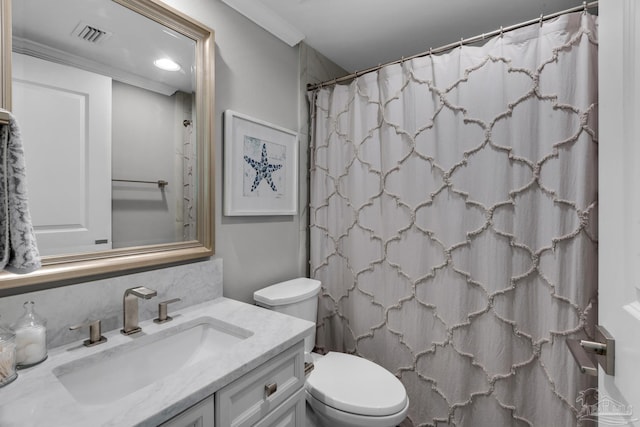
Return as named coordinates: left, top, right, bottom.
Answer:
left=598, top=0, right=640, bottom=425
left=12, top=53, right=112, bottom=256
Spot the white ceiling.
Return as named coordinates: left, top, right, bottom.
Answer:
left=12, top=0, right=594, bottom=92
left=223, top=0, right=591, bottom=72
left=12, top=0, right=196, bottom=95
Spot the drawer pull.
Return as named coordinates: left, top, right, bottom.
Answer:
left=264, top=382, right=278, bottom=397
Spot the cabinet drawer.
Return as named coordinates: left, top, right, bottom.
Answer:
left=215, top=341, right=304, bottom=427
left=253, top=387, right=305, bottom=427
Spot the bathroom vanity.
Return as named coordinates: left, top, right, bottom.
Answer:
left=0, top=298, right=313, bottom=426
left=163, top=343, right=305, bottom=427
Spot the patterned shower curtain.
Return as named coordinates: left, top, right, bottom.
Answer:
left=309, top=11, right=598, bottom=427
left=182, top=120, right=196, bottom=241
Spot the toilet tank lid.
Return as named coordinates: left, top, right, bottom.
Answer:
left=254, top=278, right=321, bottom=306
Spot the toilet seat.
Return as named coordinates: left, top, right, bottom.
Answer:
left=306, top=390, right=410, bottom=427
left=305, top=352, right=408, bottom=417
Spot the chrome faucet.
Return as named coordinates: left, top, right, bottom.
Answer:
left=121, top=286, right=157, bottom=335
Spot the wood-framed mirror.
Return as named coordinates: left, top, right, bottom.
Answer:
left=0, top=0, right=214, bottom=295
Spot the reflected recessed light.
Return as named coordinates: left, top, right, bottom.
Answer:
left=154, top=58, right=181, bottom=71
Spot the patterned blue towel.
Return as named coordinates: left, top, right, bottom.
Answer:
left=0, top=109, right=41, bottom=273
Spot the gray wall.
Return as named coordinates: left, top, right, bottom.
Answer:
left=111, top=81, right=184, bottom=248
left=0, top=1, right=348, bottom=325
left=162, top=0, right=345, bottom=303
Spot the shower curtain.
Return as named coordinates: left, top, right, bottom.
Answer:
left=182, top=120, right=196, bottom=241
left=309, top=11, right=598, bottom=427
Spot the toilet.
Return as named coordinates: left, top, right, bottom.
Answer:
left=254, top=278, right=409, bottom=427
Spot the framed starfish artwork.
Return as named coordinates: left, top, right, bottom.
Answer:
left=223, top=110, right=298, bottom=215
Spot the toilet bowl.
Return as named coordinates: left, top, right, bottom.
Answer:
left=305, top=351, right=409, bottom=427
left=254, top=278, right=409, bottom=427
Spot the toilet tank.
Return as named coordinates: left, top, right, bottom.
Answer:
left=254, top=278, right=321, bottom=354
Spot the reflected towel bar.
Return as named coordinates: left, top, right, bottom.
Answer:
left=112, top=179, right=168, bottom=188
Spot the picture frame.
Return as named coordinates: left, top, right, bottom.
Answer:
left=223, top=110, right=298, bottom=216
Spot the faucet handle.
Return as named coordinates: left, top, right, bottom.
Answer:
left=153, top=298, right=181, bottom=324
left=126, top=286, right=157, bottom=299
left=69, top=319, right=108, bottom=347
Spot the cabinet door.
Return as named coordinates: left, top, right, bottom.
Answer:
left=160, top=395, right=214, bottom=427
left=254, top=388, right=305, bottom=427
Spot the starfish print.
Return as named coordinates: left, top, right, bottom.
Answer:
left=244, top=143, right=283, bottom=192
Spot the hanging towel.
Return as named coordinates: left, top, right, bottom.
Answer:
left=0, top=109, right=41, bottom=274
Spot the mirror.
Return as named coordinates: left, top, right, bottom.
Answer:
left=0, top=0, right=214, bottom=294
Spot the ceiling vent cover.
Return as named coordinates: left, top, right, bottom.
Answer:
left=71, top=22, right=112, bottom=44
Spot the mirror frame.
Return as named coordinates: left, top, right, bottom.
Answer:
left=0, top=0, right=215, bottom=295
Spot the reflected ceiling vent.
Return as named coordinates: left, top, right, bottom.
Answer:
left=71, top=22, right=112, bottom=44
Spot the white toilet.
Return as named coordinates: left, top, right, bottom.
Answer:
left=254, top=278, right=409, bottom=427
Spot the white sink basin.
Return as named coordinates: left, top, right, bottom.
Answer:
left=53, top=317, right=252, bottom=405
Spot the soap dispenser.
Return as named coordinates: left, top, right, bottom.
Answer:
left=0, top=319, right=17, bottom=387
left=12, top=301, right=47, bottom=368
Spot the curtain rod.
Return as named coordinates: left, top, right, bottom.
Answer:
left=307, top=1, right=598, bottom=91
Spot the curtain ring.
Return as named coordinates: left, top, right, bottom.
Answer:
left=429, top=47, right=433, bottom=56
left=500, top=26, right=504, bottom=38
left=459, top=38, right=464, bottom=49
left=539, top=14, right=544, bottom=27
left=583, top=1, right=587, bottom=13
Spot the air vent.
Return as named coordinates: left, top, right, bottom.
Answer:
left=71, top=22, right=112, bottom=44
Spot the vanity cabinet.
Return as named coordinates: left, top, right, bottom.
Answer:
left=0, top=297, right=314, bottom=427
left=215, top=341, right=305, bottom=427
left=161, top=341, right=305, bottom=427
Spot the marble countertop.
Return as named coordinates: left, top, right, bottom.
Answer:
left=0, top=297, right=314, bottom=427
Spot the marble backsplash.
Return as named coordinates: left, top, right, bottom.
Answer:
left=0, top=257, right=222, bottom=350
